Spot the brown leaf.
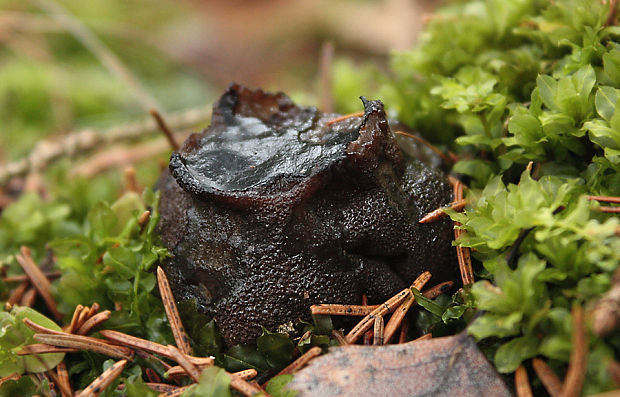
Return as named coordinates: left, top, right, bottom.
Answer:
left=288, top=333, right=510, bottom=397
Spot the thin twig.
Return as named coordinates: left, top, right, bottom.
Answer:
left=419, top=200, right=466, bottom=223
left=532, top=358, right=562, bottom=397
left=319, top=41, right=334, bottom=113
left=33, top=333, right=134, bottom=361
left=451, top=181, right=475, bottom=285
left=515, top=364, right=534, bottom=397
left=373, top=315, right=384, bottom=345
left=150, top=109, right=180, bottom=151
left=561, top=306, right=588, bottom=397
left=16, top=246, right=62, bottom=321
left=310, top=304, right=379, bottom=316
left=346, top=271, right=431, bottom=344
left=76, top=359, right=127, bottom=397
left=157, top=267, right=192, bottom=355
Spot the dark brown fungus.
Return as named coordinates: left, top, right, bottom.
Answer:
left=156, top=84, right=455, bottom=345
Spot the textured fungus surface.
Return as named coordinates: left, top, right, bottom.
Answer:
left=157, top=84, right=455, bottom=345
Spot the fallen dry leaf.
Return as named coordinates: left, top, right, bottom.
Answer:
left=288, top=332, right=510, bottom=397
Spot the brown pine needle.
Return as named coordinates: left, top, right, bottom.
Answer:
left=123, top=167, right=140, bottom=193
left=16, top=246, right=63, bottom=321
left=7, top=280, right=29, bottom=306
left=419, top=199, right=467, bottom=223
left=452, top=181, right=475, bottom=286
left=75, top=306, right=91, bottom=331
left=422, top=281, right=454, bottom=299
left=158, top=385, right=190, bottom=396
left=0, top=373, right=20, bottom=386
left=325, top=112, right=364, bottom=126
left=394, top=130, right=454, bottom=165
left=274, top=346, right=322, bottom=377
left=34, top=333, right=134, bottom=361
left=515, top=364, right=534, bottom=397
left=157, top=267, right=192, bottom=355
left=77, top=359, right=127, bottom=397
left=561, top=306, right=588, bottom=397
left=532, top=358, right=562, bottom=397
left=87, top=302, right=100, bottom=319
left=233, top=369, right=258, bottom=381
left=146, top=368, right=162, bottom=383
left=598, top=206, right=620, bottom=213
left=331, top=329, right=348, bottom=345
left=67, top=305, right=84, bottom=334
left=3, top=272, right=60, bottom=283
left=143, top=383, right=178, bottom=393
left=346, top=271, right=431, bottom=344
left=150, top=109, right=180, bottom=151
left=310, top=304, right=379, bottom=316
left=166, top=360, right=214, bottom=377
left=167, top=345, right=200, bottom=383
left=76, top=310, right=111, bottom=335
left=364, top=330, right=373, bottom=345
left=587, top=195, right=620, bottom=203
left=230, top=375, right=273, bottom=397
left=56, top=361, right=72, bottom=397
left=373, top=315, right=384, bottom=345
left=23, top=318, right=65, bottom=336
left=20, top=287, right=37, bottom=307
left=17, top=344, right=79, bottom=355
left=383, top=273, right=433, bottom=344
left=99, top=329, right=170, bottom=358
left=411, top=333, right=432, bottom=342
left=398, top=316, right=409, bottom=343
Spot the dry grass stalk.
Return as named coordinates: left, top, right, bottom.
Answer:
left=422, top=281, right=454, bottom=299
left=394, top=130, right=453, bottom=165
left=310, top=304, right=379, bottom=316
left=452, top=181, right=475, bottom=286
left=275, top=346, right=322, bottom=377
left=532, top=358, right=562, bottom=397
left=230, top=373, right=273, bottom=397
left=233, top=369, right=258, bottom=381
left=167, top=345, right=201, bottom=383
left=76, top=310, right=111, bottom=335
left=20, top=287, right=37, bottom=307
left=17, top=344, right=79, bottom=355
left=157, top=267, right=192, bottom=355
left=150, top=109, right=180, bottom=151
left=7, top=280, right=29, bottom=306
left=419, top=199, right=467, bottom=223
left=587, top=195, right=620, bottom=203
left=16, top=246, right=62, bottom=321
left=346, top=271, right=431, bottom=344
left=373, top=315, right=384, bottom=345
left=325, top=112, right=364, bottom=126
left=34, top=333, right=134, bottom=361
left=0, top=373, right=20, bottom=386
left=561, top=306, right=588, bottom=397
left=3, top=271, right=60, bottom=283
left=77, top=359, right=127, bottom=397
left=515, top=364, right=534, bottom=397
left=383, top=272, right=432, bottom=344
left=56, top=361, right=72, bottom=397
left=331, top=329, right=348, bottom=345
